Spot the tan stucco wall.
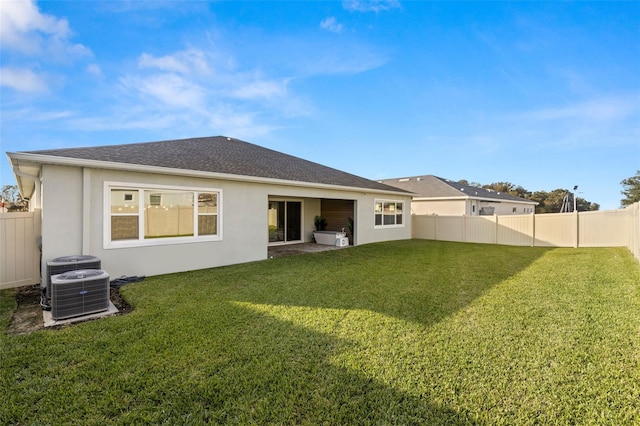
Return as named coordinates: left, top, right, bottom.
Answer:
left=412, top=199, right=535, bottom=216
left=411, top=199, right=466, bottom=215
left=39, top=165, right=411, bottom=279
left=40, top=165, right=84, bottom=281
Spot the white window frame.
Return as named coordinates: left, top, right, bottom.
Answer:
left=104, top=181, right=223, bottom=249
left=374, top=199, right=405, bottom=229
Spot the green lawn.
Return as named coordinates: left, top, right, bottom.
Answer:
left=2, top=240, right=639, bottom=424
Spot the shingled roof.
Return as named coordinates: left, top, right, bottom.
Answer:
left=14, top=136, right=408, bottom=194
left=378, top=175, right=537, bottom=204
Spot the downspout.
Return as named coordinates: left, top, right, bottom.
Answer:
left=12, top=168, right=44, bottom=296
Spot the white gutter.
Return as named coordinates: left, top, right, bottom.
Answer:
left=11, top=167, right=41, bottom=210
left=7, top=152, right=411, bottom=198
left=413, top=196, right=468, bottom=201
left=413, top=195, right=538, bottom=205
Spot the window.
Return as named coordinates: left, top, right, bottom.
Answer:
left=106, top=183, right=221, bottom=247
left=374, top=200, right=404, bottom=227
left=111, top=189, right=139, bottom=240
left=198, top=193, right=218, bottom=236
left=149, top=193, right=162, bottom=206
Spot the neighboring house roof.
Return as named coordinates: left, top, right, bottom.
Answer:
left=8, top=136, right=410, bottom=198
left=378, top=175, right=538, bottom=205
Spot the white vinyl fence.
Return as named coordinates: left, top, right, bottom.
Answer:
left=0, top=210, right=41, bottom=290
left=413, top=202, right=640, bottom=262
left=1, top=204, right=638, bottom=290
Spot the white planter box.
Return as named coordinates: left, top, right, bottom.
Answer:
left=314, top=231, right=346, bottom=245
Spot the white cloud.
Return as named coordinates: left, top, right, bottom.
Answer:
left=230, top=79, right=289, bottom=100
left=0, top=0, right=91, bottom=60
left=300, top=47, right=389, bottom=75
left=121, top=73, right=206, bottom=110
left=320, top=17, right=343, bottom=33
left=516, top=95, right=639, bottom=123
left=86, top=64, right=103, bottom=77
left=0, top=0, right=69, bottom=52
left=137, top=49, right=211, bottom=76
left=0, top=67, right=48, bottom=93
left=489, top=93, right=640, bottom=152
left=343, top=0, right=401, bottom=13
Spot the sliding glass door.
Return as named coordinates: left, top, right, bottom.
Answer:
left=268, top=200, right=301, bottom=243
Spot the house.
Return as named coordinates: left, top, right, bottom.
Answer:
left=378, top=175, right=538, bottom=216
left=7, top=136, right=412, bottom=281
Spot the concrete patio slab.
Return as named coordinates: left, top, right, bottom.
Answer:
left=43, top=301, right=119, bottom=328
left=268, top=242, right=347, bottom=258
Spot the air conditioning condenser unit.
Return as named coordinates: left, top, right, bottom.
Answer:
left=51, top=269, right=110, bottom=320
left=45, top=255, right=101, bottom=298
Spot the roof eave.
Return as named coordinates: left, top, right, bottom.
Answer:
left=6, top=153, right=40, bottom=200
left=413, top=196, right=469, bottom=201
left=6, top=152, right=411, bottom=197
left=413, top=194, right=538, bottom=205
left=471, top=196, right=538, bottom=205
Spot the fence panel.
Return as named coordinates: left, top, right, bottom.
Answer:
left=579, top=209, right=629, bottom=247
left=534, top=213, right=577, bottom=247
left=496, top=215, right=534, bottom=246
left=0, top=210, right=41, bottom=290
left=412, top=202, right=639, bottom=263
left=465, top=216, right=496, bottom=244
left=412, top=215, right=436, bottom=240
left=435, top=216, right=465, bottom=242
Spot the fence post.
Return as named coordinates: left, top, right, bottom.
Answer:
left=463, top=215, right=467, bottom=243
left=574, top=211, right=579, bottom=248
left=531, top=213, right=535, bottom=247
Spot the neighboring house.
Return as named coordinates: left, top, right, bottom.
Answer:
left=7, top=136, right=412, bottom=280
left=378, top=175, right=538, bottom=216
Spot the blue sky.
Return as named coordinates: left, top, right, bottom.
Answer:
left=1, top=0, right=638, bottom=210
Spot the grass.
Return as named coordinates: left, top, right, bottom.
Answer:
left=1, top=239, right=639, bottom=424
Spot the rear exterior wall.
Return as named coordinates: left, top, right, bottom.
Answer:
left=40, top=165, right=411, bottom=280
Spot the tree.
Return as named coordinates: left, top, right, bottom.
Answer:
left=539, top=189, right=568, bottom=213
left=620, top=170, right=640, bottom=206
left=528, top=188, right=600, bottom=213
left=458, top=179, right=482, bottom=187
left=1, top=185, right=28, bottom=211
left=457, top=179, right=600, bottom=213
left=483, top=182, right=532, bottom=199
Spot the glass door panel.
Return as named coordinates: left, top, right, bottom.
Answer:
left=286, top=201, right=301, bottom=242
left=268, top=201, right=285, bottom=242
left=268, top=200, right=302, bottom=243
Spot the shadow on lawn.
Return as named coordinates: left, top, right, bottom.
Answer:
left=239, top=240, right=552, bottom=327
left=172, top=240, right=550, bottom=423
left=105, top=300, right=482, bottom=424
left=1, top=292, right=480, bottom=425
left=2, top=241, right=553, bottom=424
